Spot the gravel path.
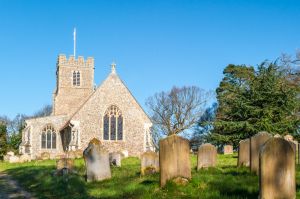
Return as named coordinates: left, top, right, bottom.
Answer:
left=0, top=172, right=35, bottom=199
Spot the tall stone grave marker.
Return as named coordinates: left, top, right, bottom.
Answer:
left=141, top=151, right=159, bottom=175
left=159, top=135, right=191, bottom=187
left=83, top=138, right=111, bottom=182
left=238, top=138, right=250, bottom=167
left=259, top=137, right=295, bottom=199
left=223, top=145, right=233, bottom=155
left=197, top=143, right=217, bottom=170
left=250, top=131, right=272, bottom=174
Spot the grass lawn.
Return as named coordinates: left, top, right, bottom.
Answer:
left=0, top=154, right=299, bottom=199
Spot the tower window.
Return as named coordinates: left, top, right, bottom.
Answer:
left=103, top=105, right=123, bottom=141
left=73, top=71, right=80, bottom=86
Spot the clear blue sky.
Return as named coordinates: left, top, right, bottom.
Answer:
left=0, top=0, right=299, bottom=119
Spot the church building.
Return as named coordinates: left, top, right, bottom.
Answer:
left=19, top=54, right=153, bottom=159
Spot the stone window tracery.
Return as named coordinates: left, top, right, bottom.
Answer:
left=103, top=105, right=123, bottom=141
left=73, top=71, right=80, bottom=86
left=41, top=125, right=56, bottom=149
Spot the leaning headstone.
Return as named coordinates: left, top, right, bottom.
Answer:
left=197, top=143, right=217, bottom=170
left=41, top=152, right=50, bottom=160
left=250, top=131, right=272, bottom=174
left=223, top=145, right=233, bottom=155
left=109, top=152, right=122, bottom=167
left=83, top=138, right=111, bottom=182
left=238, top=139, right=250, bottom=167
left=259, top=137, right=295, bottom=199
left=159, top=135, right=191, bottom=187
left=140, top=151, right=159, bottom=175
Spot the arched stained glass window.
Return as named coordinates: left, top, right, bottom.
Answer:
left=41, top=125, right=56, bottom=149
left=103, top=105, right=123, bottom=141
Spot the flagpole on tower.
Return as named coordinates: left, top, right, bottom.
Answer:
left=73, top=28, right=76, bottom=57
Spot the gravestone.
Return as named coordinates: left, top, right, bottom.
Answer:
left=238, top=139, right=250, bottom=167
left=83, top=138, right=111, bottom=182
left=197, top=143, right=217, bottom=170
left=284, top=134, right=293, bottom=141
left=75, top=150, right=83, bottom=159
left=140, top=151, right=159, bottom=175
left=121, top=150, right=129, bottom=158
left=56, top=158, right=74, bottom=170
left=109, top=152, right=122, bottom=167
left=223, top=145, right=233, bottom=155
left=159, top=135, right=191, bottom=187
left=259, top=137, right=295, bottom=199
left=41, top=152, right=50, bottom=160
left=19, top=154, right=31, bottom=163
left=6, top=155, right=20, bottom=163
left=250, top=131, right=272, bottom=174
left=67, top=151, right=76, bottom=159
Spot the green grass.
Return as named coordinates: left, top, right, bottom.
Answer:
left=0, top=154, right=299, bottom=199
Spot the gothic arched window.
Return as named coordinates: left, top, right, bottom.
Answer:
left=41, top=125, right=56, bottom=149
left=73, top=71, right=80, bottom=86
left=103, top=105, right=123, bottom=141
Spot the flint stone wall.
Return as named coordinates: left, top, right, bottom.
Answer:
left=250, top=131, right=272, bottom=174
left=159, top=135, right=191, bottom=187
left=238, top=138, right=250, bottom=167
left=197, top=143, right=217, bottom=169
left=259, top=138, right=295, bottom=199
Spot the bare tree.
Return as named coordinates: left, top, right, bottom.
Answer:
left=32, top=105, right=52, bottom=118
left=146, top=86, right=212, bottom=137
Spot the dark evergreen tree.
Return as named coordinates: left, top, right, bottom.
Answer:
left=213, top=62, right=300, bottom=147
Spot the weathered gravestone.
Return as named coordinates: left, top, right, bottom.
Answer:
left=259, top=137, right=295, bottom=199
left=197, top=143, right=217, bottom=170
left=250, top=131, right=272, bottom=174
left=56, top=158, right=74, bottom=170
left=140, top=151, right=159, bottom=175
left=67, top=151, right=76, bottom=159
left=75, top=150, right=83, bottom=159
left=159, top=135, right=191, bottom=187
left=284, top=134, right=298, bottom=158
left=41, top=152, right=50, bottom=160
left=83, top=138, right=111, bottom=182
left=238, top=139, right=250, bottom=167
left=109, top=152, right=122, bottom=167
left=55, top=158, right=74, bottom=176
left=223, top=145, right=233, bottom=155
left=19, top=154, right=31, bottom=163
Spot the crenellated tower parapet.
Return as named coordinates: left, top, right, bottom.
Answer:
left=57, top=54, right=94, bottom=68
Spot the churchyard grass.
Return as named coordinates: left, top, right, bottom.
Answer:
left=0, top=154, right=299, bottom=199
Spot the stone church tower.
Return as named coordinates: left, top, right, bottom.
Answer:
left=52, top=55, right=95, bottom=116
